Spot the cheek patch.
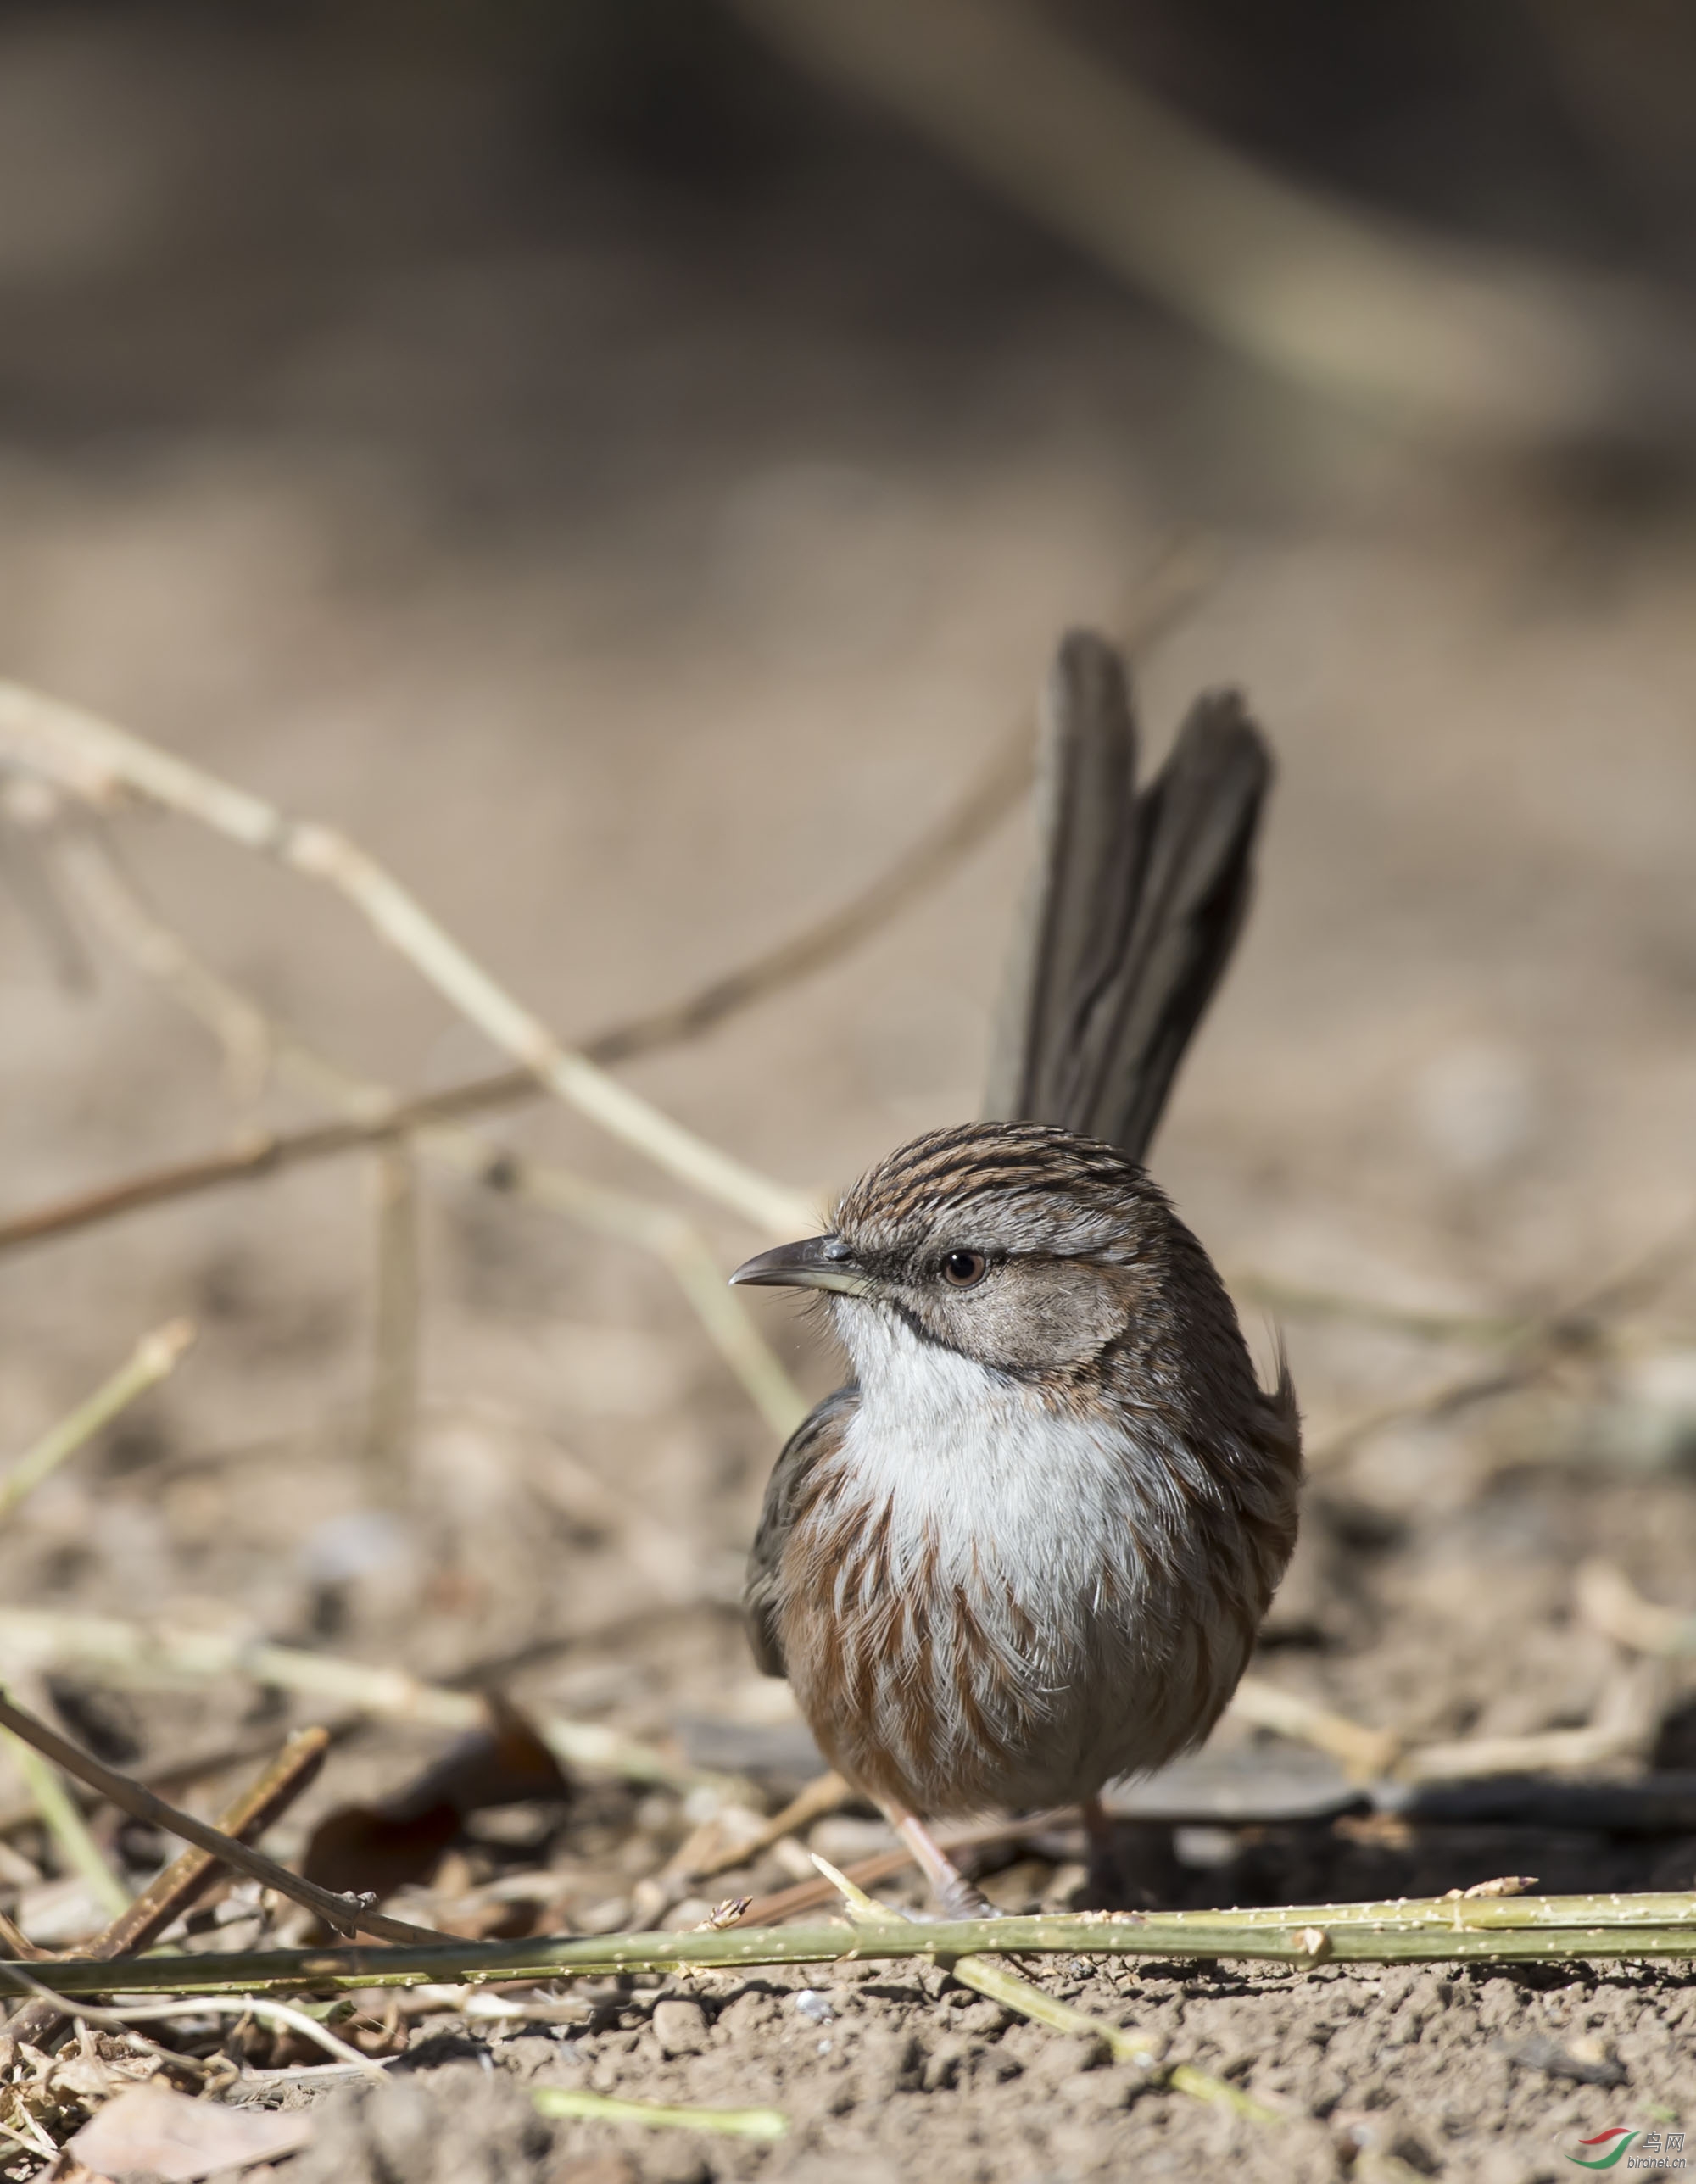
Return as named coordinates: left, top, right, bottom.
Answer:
left=935, top=1262, right=1125, bottom=1370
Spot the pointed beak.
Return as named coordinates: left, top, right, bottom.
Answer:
left=729, top=1234, right=873, bottom=1296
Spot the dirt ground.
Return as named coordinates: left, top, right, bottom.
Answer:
left=3, top=10, right=1696, bottom=2182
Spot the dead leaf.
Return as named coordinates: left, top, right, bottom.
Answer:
left=64, top=2082, right=313, bottom=2182
left=301, top=1797, right=461, bottom=1903
left=302, top=1692, right=571, bottom=1905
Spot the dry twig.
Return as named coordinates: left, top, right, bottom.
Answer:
left=0, top=1688, right=451, bottom=1946
left=0, top=1320, right=194, bottom=1524
left=0, top=680, right=814, bottom=1234
left=0, top=1607, right=729, bottom=1795
left=421, top=1127, right=807, bottom=1436
left=53, top=827, right=808, bottom=1438
left=364, top=1144, right=421, bottom=1503
left=0, top=1701, right=130, bottom=1923
left=678, top=1770, right=852, bottom=1888
left=731, top=0, right=1696, bottom=445
left=1304, top=1210, right=1696, bottom=1472
left=1576, top=1560, right=1696, bottom=1658
left=3, top=1726, right=330, bottom=2052
left=0, top=1959, right=388, bottom=2081
left=1227, top=1676, right=1403, bottom=1781
left=0, top=536, right=1208, bottom=1261
left=1396, top=1656, right=1663, bottom=1784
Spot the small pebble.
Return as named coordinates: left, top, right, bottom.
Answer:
left=651, top=1999, right=710, bottom=2057
left=794, top=1989, right=835, bottom=2024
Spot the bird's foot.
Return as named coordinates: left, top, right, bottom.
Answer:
left=887, top=1807, right=994, bottom=1920
left=933, top=1872, right=997, bottom=1921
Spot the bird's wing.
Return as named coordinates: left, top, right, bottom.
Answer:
left=985, top=631, right=1271, bottom=1166
left=744, top=1383, right=859, bottom=1679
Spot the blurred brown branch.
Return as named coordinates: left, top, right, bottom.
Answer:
left=0, top=1607, right=734, bottom=1795
left=0, top=538, right=1208, bottom=1272
left=0, top=725, right=1039, bottom=1253
left=364, top=1144, right=421, bottom=1506
left=1577, top=1561, right=1696, bottom=1658
left=49, top=825, right=808, bottom=1436
left=733, top=0, right=1696, bottom=446
left=1304, top=1207, right=1696, bottom=1471
left=0, top=1320, right=194, bottom=1524
left=0, top=682, right=815, bottom=1236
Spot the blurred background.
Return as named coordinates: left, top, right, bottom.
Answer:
left=2, top=0, right=1696, bottom=1929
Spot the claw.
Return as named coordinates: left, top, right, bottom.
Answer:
left=887, top=1805, right=993, bottom=1919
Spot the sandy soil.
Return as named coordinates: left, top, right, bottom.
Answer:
left=3, top=12, right=1696, bottom=2182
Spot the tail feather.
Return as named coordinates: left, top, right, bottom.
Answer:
left=985, top=631, right=1271, bottom=1165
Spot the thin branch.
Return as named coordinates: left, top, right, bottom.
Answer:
left=1576, top=1560, right=1696, bottom=1658
left=679, top=1770, right=851, bottom=1888
left=0, top=1607, right=733, bottom=1796
left=1304, top=1212, right=1696, bottom=1472
left=54, top=822, right=273, bottom=1106
left=1230, top=1272, right=1527, bottom=1347
left=0, top=1320, right=194, bottom=1524
left=0, top=1909, right=46, bottom=1962
left=0, top=807, right=93, bottom=992
left=1227, top=1677, right=1403, bottom=1781
left=54, top=829, right=807, bottom=1438
left=0, top=1687, right=450, bottom=1946
left=0, top=684, right=816, bottom=1235
left=0, top=1115, right=420, bottom=1253
left=0, top=1710, right=130, bottom=1922
left=731, top=0, right=1696, bottom=446
left=1396, top=1722, right=1651, bottom=1784
left=16, top=1891, right=1696, bottom=1996
left=0, top=1719, right=362, bottom=1836
left=3, top=1726, right=330, bottom=2052
left=0, top=538, right=1211, bottom=1262
left=1411, top=1629, right=1664, bottom=1786
left=579, top=539, right=1208, bottom=1073
left=0, top=2108, right=54, bottom=2161
left=364, top=1144, right=421, bottom=1504
left=424, top=1128, right=807, bottom=1436
left=0, top=1960, right=388, bottom=2081
left=734, top=1812, right=1074, bottom=1928
left=1230, top=1661, right=1659, bottom=1787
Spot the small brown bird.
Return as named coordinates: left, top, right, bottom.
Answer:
left=732, top=632, right=1302, bottom=1915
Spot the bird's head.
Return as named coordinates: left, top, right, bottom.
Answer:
left=730, top=1122, right=1180, bottom=1380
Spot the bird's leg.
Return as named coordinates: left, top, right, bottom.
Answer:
left=884, top=1804, right=994, bottom=1919
left=1082, top=1797, right=1178, bottom=1908
left=1082, top=1792, right=1124, bottom=1907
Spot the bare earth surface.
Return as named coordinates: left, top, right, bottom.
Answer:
left=3, top=12, right=1696, bottom=2182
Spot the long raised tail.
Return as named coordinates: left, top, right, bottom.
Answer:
left=984, top=628, right=1271, bottom=1165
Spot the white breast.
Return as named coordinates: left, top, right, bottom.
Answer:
left=803, top=1306, right=1245, bottom=1811
left=839, top=1311, right=1147, bottom=1628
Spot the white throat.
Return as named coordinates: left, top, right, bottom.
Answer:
left=831, top=1301, right=1143, bottom=1606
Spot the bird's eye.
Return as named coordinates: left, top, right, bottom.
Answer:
left=940, top=1250, right=988, bottom=1289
